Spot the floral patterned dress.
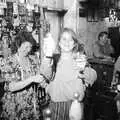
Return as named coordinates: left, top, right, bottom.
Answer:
left=0, top=54, right=42, bottom=120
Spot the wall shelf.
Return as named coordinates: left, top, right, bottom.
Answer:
left=44, top=7, right=67, bottom=15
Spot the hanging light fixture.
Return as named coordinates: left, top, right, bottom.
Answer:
left=34, top=4, right=39, bottom=13
left=13, top=2, right=18, bottom=15
left=26, top=0, right=34, bottom=11
left=19, top=0, right=25, bottom=4
left=26, top=3, right=34, bottom=11
left=0, top=0, right=7, bottom=8
left=109, top=8, right=118, bottom=22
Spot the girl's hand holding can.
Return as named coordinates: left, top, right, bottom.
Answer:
left=76, top=53, right=87, bottom=72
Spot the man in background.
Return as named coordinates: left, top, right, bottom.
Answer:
left=93, top=31, right=114, bottom=60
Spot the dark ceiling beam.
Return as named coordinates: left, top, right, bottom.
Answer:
left=79, top=0, right=119, bottom=9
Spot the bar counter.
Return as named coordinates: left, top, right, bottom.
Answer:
left=88, top=58, right=114, bottom=87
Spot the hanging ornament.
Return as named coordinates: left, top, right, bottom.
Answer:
left=43, top=108, right=52, bottom=120
left=26, top=3, right=34, bottom=11
left=0, top=8, right=4, bottom=16
left=13, top=2, right=18, bottom=15
left=0, top=0, right=7, bottom=9
left=34, top=4, right=39, bottom=13
left=19, top=0, right=25, bottom=4
left=109, top=8, right=118, bottom=22
left=69, top=92, right=83, bottom=120
left=43, top=33, right=56, bottom=57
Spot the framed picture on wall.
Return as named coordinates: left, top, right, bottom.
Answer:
left=79, top=8, right=86, bottom=17
left=87, top=9, right=98, bottom=22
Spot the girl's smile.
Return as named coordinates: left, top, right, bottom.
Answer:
left=59, top=32, right=74, bottom=52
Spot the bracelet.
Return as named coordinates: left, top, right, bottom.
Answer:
left=40, top=73, right=49, bottom=84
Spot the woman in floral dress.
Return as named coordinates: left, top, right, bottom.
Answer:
left=0, top=31, right=48, bottom=120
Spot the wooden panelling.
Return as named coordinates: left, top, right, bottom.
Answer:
left=64, top=0, right=75, bottom=9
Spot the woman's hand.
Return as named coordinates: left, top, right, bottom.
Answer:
left=32, top=74, right=44, bottom=83
left=32, top=74, right=48, bottom=88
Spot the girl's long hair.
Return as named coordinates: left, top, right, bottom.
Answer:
left=58, top=28, right=85, bottom=54
left=53, top=28, right=85, bottom=72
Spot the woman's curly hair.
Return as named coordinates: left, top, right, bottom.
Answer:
left=98, top=31, right=108, bottom=41
left=11, top=30, right=39, bottom=55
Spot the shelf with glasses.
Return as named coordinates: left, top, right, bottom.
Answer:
left=43, top=7, right=67, bottom=15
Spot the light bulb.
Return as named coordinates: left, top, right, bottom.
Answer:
left=19, top=0, right=25, bottom=4
left=26, top=4, right=34, bottom=11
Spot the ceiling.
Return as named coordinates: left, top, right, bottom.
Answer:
left=80, top=0, right=119, bottom=9
left=79, top=0, right=120, bottom=21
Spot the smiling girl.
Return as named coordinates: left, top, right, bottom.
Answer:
left=44, top=28, right=97, bottom=120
